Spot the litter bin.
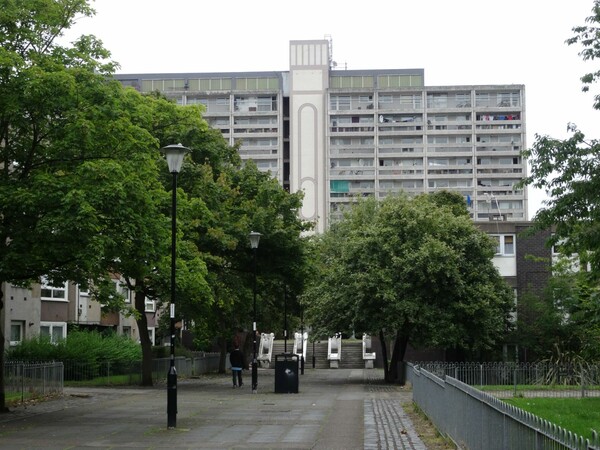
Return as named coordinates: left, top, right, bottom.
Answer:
left=274, top=353, right=299, bottom=393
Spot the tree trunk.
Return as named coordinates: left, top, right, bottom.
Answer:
left=378, top=329, right=390, bottom=383
left=134, top=287, right=154, bottom=386
left=0, top=287, right=8, bottom=412
left=389, top=329, right=410, bottom=384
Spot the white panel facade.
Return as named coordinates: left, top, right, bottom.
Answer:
left=290, top=41, right=330, bottom=233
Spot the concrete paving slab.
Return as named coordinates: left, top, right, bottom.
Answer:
left=0, top=368, right=427, bottom=449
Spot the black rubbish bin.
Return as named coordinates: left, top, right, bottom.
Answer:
left=274, top=353, right=299, bottom=393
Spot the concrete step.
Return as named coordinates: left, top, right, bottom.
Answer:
left=263, top=340, right=370, bottom=369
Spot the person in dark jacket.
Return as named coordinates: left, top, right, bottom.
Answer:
left=229, top=344, right=246, bottom=388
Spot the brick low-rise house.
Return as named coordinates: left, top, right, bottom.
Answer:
left=3, top=276, right=159, bottom=350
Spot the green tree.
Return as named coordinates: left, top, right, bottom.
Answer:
left=566, top=0, right=600, bottom=109
left=91, top=91, right=216, bottom=386
left=521, top=0, right=600, bottom=276
left=513, top=255, right=600, bottom=363
left=517, top=1, right=600, bottom=362
left=0, top=0, right=174, bottom=409
left=178, top=148, right=311, bottom=370
left=521, top=126, right=600, bottom=276
left=546, top=256, right=600, bottom=360
left=302, top=192, right=514, bottom=382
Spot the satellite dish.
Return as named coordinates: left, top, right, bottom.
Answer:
left=379, top=115, right=384, bottom=123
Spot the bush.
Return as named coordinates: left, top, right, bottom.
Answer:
left=7, top=330, right=142, bottom=363
left=6, top=335, right=61, bottom=361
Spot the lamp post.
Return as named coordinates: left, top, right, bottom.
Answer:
left=300, top=308, right=305, bottom=374
left=162, top=143, right=188, bottom=429
left=249, top=231, right=261, bottom=394
left=283, top=284, right=288, bottom=353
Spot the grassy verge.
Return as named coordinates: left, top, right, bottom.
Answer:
left=503, top=397, right=600, bottom=441
left=403, top=402, right=456, bottom=449
left=5, top=391, right=58, bottom=407
left=480, top=384, right=600, bottom=392
left=64, top=373, right=142, bottom=387
left=5, top=392, right=29, bottom=406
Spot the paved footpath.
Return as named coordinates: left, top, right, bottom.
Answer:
left=0, top=368, right=427, bottom=450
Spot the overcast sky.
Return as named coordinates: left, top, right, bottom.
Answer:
left=63, top=0, right=600, bottom=218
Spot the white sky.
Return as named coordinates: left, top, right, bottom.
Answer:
left=64, top=0, right=600, bottom=219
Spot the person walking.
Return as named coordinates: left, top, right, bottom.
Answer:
left=230, top=342, right=246, bottom=388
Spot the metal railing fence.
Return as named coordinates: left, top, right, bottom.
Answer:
left=412, top=361, right=600, bottom=398
left=407, top=363, right=600, bottom=450
left=5, top=361, right=64, bottom=403
left=5, top=353, right=220, bottom=397
left=60, top=353, right=220, bottom=384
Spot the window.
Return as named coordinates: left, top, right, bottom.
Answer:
left=429, top=159, right=449, bottom=166
left=497, top=92, right=520, bottom=107
left=378, top=75, right=423, bottom=88
left=236, top=77, right=278, bottom=90
left=189, top=78, right=232, bottom=91
left=455, top=93, right=471, bottom=107
left=119, top=283, right=130, bottom=303
left=41, top=278, right=68, bottom=301
left=147, top=328, right=156, bottom=345
left=403, top=95, right=422, bottom=108
left=497, top=200, right=523, bottom=210
left=257, top=96, right=277, bottom=112
left=428, top=136, right=448, bottom=144
left=490, top=235, right=516, bottom=256
left=140, top=79, right=185, bottom=92
left=330, top=95, right=351, bottom=110
left=186, top=97, right=208, bottom=106
left=78, top=284, right=90, bottom=297
left=10, top=321, right=24, bottom=346
left=551, top=234, right=566, bottom=255
left=40, top=322, right=66, bottom=343
left=330, top=180, right=350, bottom=193
left=145, top=297, right=156, bottom=312
left=427, top=93, right=448, bottom=108
left=475, top=92, right=491, bottom=107
left=331, top=76, right=374, bottom=88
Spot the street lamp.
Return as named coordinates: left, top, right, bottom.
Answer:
left=162, top=143, right=189, bottom=429
left=283, top=284, right=288, bottom=353
left=249, top=230, right=261, bottom=393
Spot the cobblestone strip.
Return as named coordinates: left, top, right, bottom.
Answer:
left=364, top=398, right=428, bottom=450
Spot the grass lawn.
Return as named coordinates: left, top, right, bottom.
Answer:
left=5, top=391, right=50, bottom=407
left=481, top=384, right=600, bottom=392
left=5, top=392, right=28, bottom=406
left=64, top=373, right=142, bottom=387
left=503, top=397, right=600, bottom=441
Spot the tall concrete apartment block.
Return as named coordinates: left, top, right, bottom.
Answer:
left=116, top=39, right=527, bottom=233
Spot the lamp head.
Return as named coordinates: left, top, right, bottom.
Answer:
left=162, top=143, right=189, bottom=174
left=249, top=231, right=262, bottom=249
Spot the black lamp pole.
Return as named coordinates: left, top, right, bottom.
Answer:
left=249, top=231, right=261, bottom=393
left=300, top=308, right=305, bottom=374
left=284, top=284, right=288, bottom=353
left=162, top=144, right=188, bottom=429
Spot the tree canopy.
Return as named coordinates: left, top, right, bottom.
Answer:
left=302, top=192, right=514, bottom=382
left=516, top=0, right=600, bottom=362
left=0, top=0, right=311, bottom=407
left=566, top=0, right=600, bottom=110
left=521, top=0, right=600, bottom=276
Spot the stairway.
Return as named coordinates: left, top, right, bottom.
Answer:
left=266, top=340, right=368, bottom=369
